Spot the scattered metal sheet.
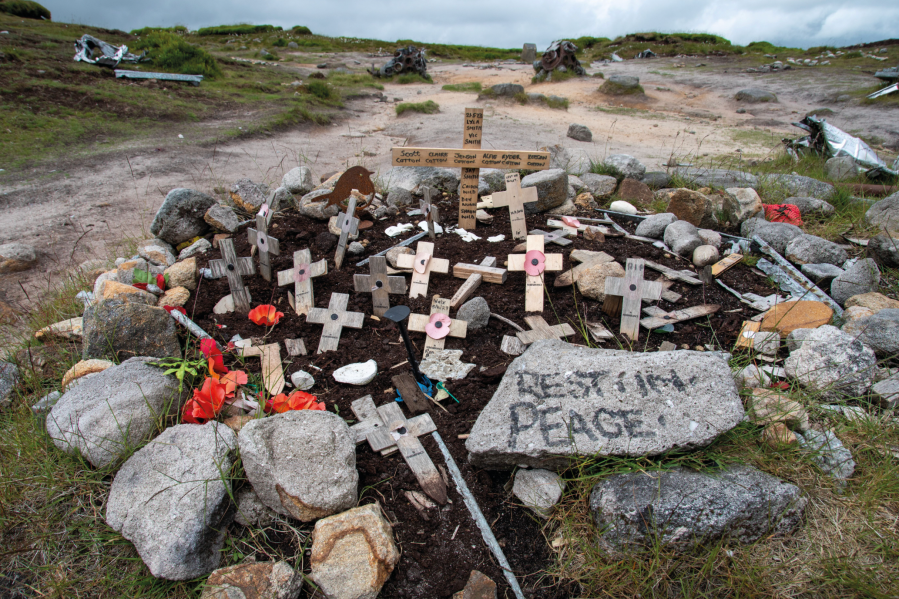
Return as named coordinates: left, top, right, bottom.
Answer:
left=74, top=34, right=146, bottom=68
left=875, top=67, right=899, bottom=82
left=374, top=46, right=427, bottom=78
left=114, top=69, right=203, bottom=86
left=538, top=40, right=586, bottom=75
left=868, top=83, right=899, bottom=100
left=783, top=115, right=898, bottom=178
left=635, top=49, right=657, bottom=59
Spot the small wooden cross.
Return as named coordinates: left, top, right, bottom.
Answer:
left=350, top=396, right=447, bottom=504
left=247, top=204, right=280, bottom=281
left=238, top=342, right=285, bottom=396
left=420, top=186, right=439, bottom=240
left=277, top=249, right=328, bottom=316
left=516, top=315, right=575, bottom=346
left=507, top=234, right=564, bottom=312
left=640, top=304, right=720, bottom=331
left=334, top=196, right=360, bottom=270
left=396, top=241, right=450, bottom=299
left=353, top=256, right=407, bottom=316
left=492, top=173, right=536, bottom=241
left=208, top=238, right=256, bottom=312
left=604, top=258, right=664, bottom=340
left=306, top=293, right=365, bottom=354
left=529, top=228, right=573, bottom=247
left=450, top=256, right=496, bottom=309
left=407, top=296, right=467, bottom=357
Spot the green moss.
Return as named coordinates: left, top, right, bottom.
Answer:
left=598, top=80, right=645, bottom=95
left=291, top=25, right=312, bottom=35
left=272, top=38, right=287, bottom=47
left=396, top=100, right=439, bottom=116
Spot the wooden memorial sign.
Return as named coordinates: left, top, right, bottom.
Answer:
left=450, top=257, right=497, bottom=309
left=604, top=258, right=664, bottom=340
left=759, top=300, right=833, bottom=337
left=247, top=204, right=280, bottom=281
left=420, top=186, right=439, bottom=240
left=640, top=304, right=721, bottom=330
left=306, top=293, right=365, bottom=354
left=277, top=249, right=328, bottom=316
left=529, top=229, right=573, bottom=247
left=408, top=296, right=468, bottom=357
left=516, top=315, right=575, bottom=346
left=508, top=234, right=564, bottom=312
left=492, top=172, right=536, bottom=240
left=711, top=253, right=743, bottom=277
left=353, top=256, right=407, bottom=316
left=396, top=241, right=450, bottom=299
left=209, top=238, right=255, bottom=313
left=239, top=342, right=285, bottom=396
left=391, top=108, right=550, bottom=229
left=334, top=196, right=360, bottom=270
left=350, top=396, right=447, bottom=504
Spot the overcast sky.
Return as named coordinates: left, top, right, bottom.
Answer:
left=44, top=0, right=899, bottom=50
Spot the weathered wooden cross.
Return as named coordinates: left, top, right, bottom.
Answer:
left=353, top=256, right=407, bottom=316
left=508, top=234, right=563, bottom=312
left=529, top=228, right=573, bottom=247
left=277, top=249, right=328, bottom=316
left=247, top=204, right=280, bottom=281
left=449, top=256, right=500, bottom=309
left=350, top=395, right=447, bottom=504
left=554, top=250, right=615, bottom=287
left=306, top=293, right=365, bottom=354
left=604, top=258, right=663, bottom=340
left=238, top=342, right=285, bottom=396
left=408, top=296, right=468, bottom=357
left=492, top=172, right=536, bottom=240
left=420, top=186, right=439, bottom=240
left=640, top=304, right=720, bottom=331
left=334, top=196, right=360, bottom=270
left=391, top=108, right=550, bottom=229
left=209, top=238, right=255, bottom=312
left=396, top=241, right=450, bottom=299
left=516, top=315, right=575, bottom=346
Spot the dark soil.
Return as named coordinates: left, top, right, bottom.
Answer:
left=189, top=194, right=775, bottom=599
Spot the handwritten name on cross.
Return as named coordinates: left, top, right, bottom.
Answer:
left=391, top=108, right=550, bottom=229
left=353, top=256, right=407, bottom=316
left=508, top=234, right=563, bottom=312
left=208, top=238, right=255, bottom=312
left=247, top=204, right=280, bottom=281
left=420, top=186, right=439, bottom=240
left=604, top=258, right=663, bottom=340
left=277, top=248, right=328, bottom=316
left=407, top=296, right=468, bottom=357
left=334, top=196, right=360, bottom=270
left=396, top=241, right=450, bottom=299
left=492, top=173, right=537, bottom=240
left=306, top=292, right=365, bottom=354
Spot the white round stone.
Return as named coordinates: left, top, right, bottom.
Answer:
left=692, top=245, right=720, bottom=267
left=291, top=370, right=315, bottom=390
left=609, top=200, right=637, bottom=215
left=333, top=360, right=378, bottom=386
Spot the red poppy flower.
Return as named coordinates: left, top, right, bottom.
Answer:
left=162, top=305, right=187, bottom=315
left=524, top=250, right=546, bottom=276
left=182, top=377, right=227, bottom=424
left=561, top=216, right=581, bottom=228
left=155, top=274, right=167, bottom=291
left=414, top=253, right=431, bottom=274
left=199, top=338, right=228, bottom=378
left=133, top=283, right=149, bottom=291
left=249, top=304, right=284, bottom=326
left=221, top=370, right=248, bottom=397
left=265, top=390, right=324, bottom=414
left=294, top=263, right=311, bottom=283
left=425, top=312, right=452, bottom=340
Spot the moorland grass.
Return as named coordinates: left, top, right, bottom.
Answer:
left=395, top=100, right=439, bottom=116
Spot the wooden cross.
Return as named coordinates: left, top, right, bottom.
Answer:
left=492, top=172, right=537, bottom=240
left=420, top=186, right=439, bottom=240
left=208, top=238, right=255, bottom=312
left=554, top=250, right=615, bottom=287
left=247, top=204, right=280, bottom=281
left=507, top=234, right=564, bottom=312
left=450, top=256, right=496, bottom=309
left=334, top=196, right=360, bottom=270
left=349, top=395, right=447, bottom=504
left=277, top=249, right=328, bottom=316
left=640, top=304, right=720, bottom=330
left=516, top=315, right=575, bottom=346
left=391, top=108, right=550, bottom=229
left=238, top=342, right=285, bottom=396
left=407, top=296, right=467, bottom=357
left=529, top=229, right=573, bottom=247
left=604, top=258, right=664, bottom=340
left=353, top=256, right=407, bottom=316
left=396, top=241, right=450, bottom=299
left=306, top=293, right=365, bottom=354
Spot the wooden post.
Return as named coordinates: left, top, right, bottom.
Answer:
left=391, top=374, right=432, bottom=415
left=247, top=204, right=280, bottom=281
left=334, top=196, right=360, bottom=270
left=420, top=186, right=439, bottom=240
left=603, top=258, right=664, bottom=340
left=459, top=108, right=482, bottom=230
left=353, top=256, right=407, bottom=316
left=507, top=235, right=564, bottom=312
left=306, top=293, right=365, bottom=354
left=277, top=249, right=328, bottom=316
left=396, top=241, right=450, bottom=299
left=492, top=172, right=537, bottom=240
left=515, top=315, right=575, bottom=346
left=239, top=342, right=285, bottom=396
left=208, top=238, right=255, bottom=313
left=407, top=296, right=468, bottom=357
left=450, top=257, right=497, bottom=309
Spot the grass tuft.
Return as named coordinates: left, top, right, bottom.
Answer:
left=195, top=24, right=281, bottom=36
left=395, top=100, right=439, bottom=116
left=133, top=31, right=222, bottom=79
left=441, top=81, right=482, bottom=93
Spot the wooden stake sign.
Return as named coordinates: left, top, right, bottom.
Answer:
left=208, top=238, right=255, bottom=313
left=277, top=249, right=328, bottom=316
left=640, top=304, right=721, bottom=330
left=353, top=255, right=407, bottom=316
left=516, top=315, right=575, bottom=346
left=391, top=108, right=550, bottom=229
left=508, top=235, right=564, bottom=312
left=334, top=196, right=360, bottom=270
left=450, top=256, right=497, bottom=309
left=239, top=342, right=285, bottom=396
left=492, top=172, right=536, bottom=240
left=306, top=293, right=365, bottom=354
left=420, top=186, right=439, bottom=240
left=408, top=296, right=468, bottom=356
left=247, top=204, right=280, bottom=281
left=396, top=241, right=450, bottom=299
left=604, top=258, right=663, bottom=340
left=350, top=395, right=447, bottom=504
left=711, top=253, right=743, bottom=277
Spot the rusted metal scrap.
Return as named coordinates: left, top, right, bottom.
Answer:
left=533, top=40, right=586, bottom=80
left=74, top=34, right=146, bottom=68
left=373, top=45, right=427, bottom=78
left=783, top=115, right=898, bottom=178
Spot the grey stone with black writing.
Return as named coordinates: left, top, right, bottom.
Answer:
left=784, top=325, right=876, bottom=399
left=796, top=429, right=855, bottom=484
left=150, top=188, right=217, bottom=246
left=602, top=154, right=646, bottom=180
left=465, top=340, right=744, bottom=470
left=513, top=468, right=565, bottom=518
left=831, top=258, right=880, bottom=306
left=457, top=297, right=489, bottom=330
left=589, top=464, right=805, bottom=552
left=0, top=361, right=20, bottom=409
left=635, top=213, right=677, bottom=239
left=520, top=169, right=568, bottom=214
left=841, top=308, right=899, bottom=356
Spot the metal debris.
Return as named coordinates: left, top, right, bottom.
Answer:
left=374, top=46, right=427, bottom=78
left=868, top=83, right=898, bottom=100
left=783, top=115, right=898, bottom=178
left=533, top=40, right=586, bottom=79
left=752, top=235, right=843, bottom=315
left=635, top=49, right=657, bottom=59
left=114, top=70, right=203, bottom=86
left=74, top=34, right=146, bottom=67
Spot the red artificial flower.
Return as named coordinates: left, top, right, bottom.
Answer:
left=221, top=370, right=248, bottom=397
left=133, top=283, right=149, bottom=291
left=524, top=249, right=546, bottom=276
left=249, top=304, right=284, bottom=326
left=265, top=390, right=325, bottom=414
left=162, top=305, right=187, bottom=315
left=199, top=338, right=228, bottom=378
left=155, top=274, right=167, bottom=291
left=182, top=377, right=227, bottom=424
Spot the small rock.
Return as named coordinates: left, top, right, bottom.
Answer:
left=98, top=280, right=157, bottom=305
left=178, top=238, right=211, bottom=260
left=201, top=561, right=302, bottom=599
left=734, top=364, right=784, bottom=388
left=386, top=246, right=414, bottom=268
left=663, top=220, right=703, bottom=258
left=752, top=222, right=803, bottom=254
left=576, top=261, right=625, bottom=301
left=157, top=286, right=190, bottom=307
left=801, top=263, right=843, bottom=284
left=824, top=156, right=859, bottom=181
left=512, top=468, right=565, bottom=518
left=0, top=361, right=20, bottom=408
left=865, top=191, right=899, bottom=234
left=0, top=242, right=37, bottom=273
left=747, top=388, right=809, bottom=431
left=635, top=213, right=677, bottom=239
left=871, top=374, right=899, bottom=409
left=452, top=571, right=497, bottom=599
left=697, top=229, right=722, bottom=249
left=784, top=325, right=876, bottom=399
left=616, top=178, right=653, bottom=206
left=584, top=225, right=605, bottom=240
left=234, top=488, right=279, bottom=527
left=150, top=188, right=216, bottom=246
left=348, top=241, right=365, bottom=256
left=785, top=328, right=814, bottom=352
left=641, top=172, right=671, bottom=189
left=796, top=429, right=855, bottom=483
left=735, top=88, right=777, bottom=103
left=867, top=233, right=899, bottom=268
left=164, top=257, right=198, bottom=291
left=204, top=204, right=241, bottom=232
left=298, top=189, right=340, bottom=221
left=61, top=358, right=114, bottom=390
left=580, top=174, right=618, bottom=198
left=488, top=83, right=525, bottom=97
left=82, top=300, right=181, bottom=361
left=282, top=166, right=316, bottom=195
left=138, top=238, right=177, bottom=267
left=457, top=297, right=490, bottom=330
left=841, top=308, right=899, bottom=356
left=327, top=215, right=359, bottom=239
left=785, top=234, right=848, bottom=266
left=666, top=188, right=718, bottom=228
left=31, top=390, right=61, bottom=414
left=600, top=75, right=643, bottom=95
left=609, top=200, right=637, bottom=214
left=333, top=360, right=378, bottom=385
left=290, top=370, right=315, bottom=390
left=231, top=179, right=268, bottom=212
left=761, top=422, right=798, bottom=447
left=768, top=174, right=834, bottom=200
left=602, top=154, right=646, bottom=180
left=520, top=169, right=569, bottom=214
left=575, top=192, right=598, bottom=210
left=831, top=258, right=880, bottom=306
left=419, top=349, right=476, bottom=381
left=566, top=123, right=592, bottom=142
left=752, top=330, right=780, bottom=355
left=692, top=245, right=719, bottom=267
left=785, top=196, right=835, bottom=217
left=845, top=292, right=899, bottom=313
left=723, top=188, right=763, bottom=225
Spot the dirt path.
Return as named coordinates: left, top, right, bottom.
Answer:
left=0, top=54, right=894, bottom=309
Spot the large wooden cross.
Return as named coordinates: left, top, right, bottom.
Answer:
left=407, top=296, right=467, bottom=357
left=209, top=238, right=255, bottom=312
left=334, top=196, right=360, bottom=270
left=277, top=249, right=328, bottom=316
left=353, top=256, right=407, bottom=316
left=247, top=204, right=280, bottom=282
left=508, top=234, right=563, bottom=312
left=516, top=315, right=575, bottom=346
left=420, top=186, right=439, bottom=240
left=391, top=108, right=550, bottom=229
left=238, top=342, right=285, bottom=396
left=396, top=241, right=450, bottom=299
left=306, top=293, right=365, bottom=354
left=492, top=172, right=536, bottom=241
left=350, top=395, right=447, bottom=504
left=604, top=258, right=663, bottom=340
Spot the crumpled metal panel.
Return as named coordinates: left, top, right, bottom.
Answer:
left=74, top=34, right=146, bottom=68
left=540, top=40, right=586, bottom=75
left=377, top=45, right=427, bottom=78
left=783, top=115, right=898, bottom=178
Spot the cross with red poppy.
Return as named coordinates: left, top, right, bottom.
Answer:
left=277, top=248, right=328, bottom=316
left=508, top=234, right=564, bottom=312
left=407, top=296, right=468, bottom=357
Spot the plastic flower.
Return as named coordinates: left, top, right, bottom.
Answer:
left=524, top=250, right=546, bottom=276
left=155, top=274, right=167, bottom=291
left=221, top=370, right=248, bottom=397
left=294, top=263, right=311, bottom=283
left=265, top=390, right=325, bottom=414
left=162, top=305, right=187, bottom=316
left=182, top=377, right=227, bottom=424
left=200, top=338, right=228, bottom=378
left=249, top=304, right=284, bottom=326
left=425, top=313, right=452, bottom=340
left=413, top=253, right=431, bottom=274
left=561, top=216, right=581, bottom=228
